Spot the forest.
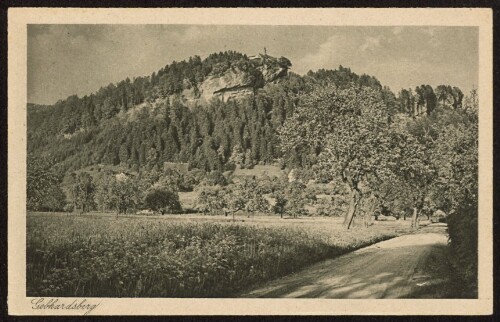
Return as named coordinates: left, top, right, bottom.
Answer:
left=27, top=51, right=479, bottom=294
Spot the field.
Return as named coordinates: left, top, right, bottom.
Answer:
left=178, top=191, right=199, bottom=210
left=231, top=164, right=284, bottom=178
left=27, top=212, right=412, bottom=297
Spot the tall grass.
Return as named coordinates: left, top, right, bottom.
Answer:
left=27, top=214, right=404, bottom=297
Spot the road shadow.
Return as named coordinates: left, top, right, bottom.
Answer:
left=241, top=227, right=471, bottom=299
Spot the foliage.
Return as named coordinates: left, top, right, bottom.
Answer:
left=27, top=155, right=66, bottom=211
left=28, top=56, right=389, bottom=174
left=384, top=123, right=437, bottom=228
left=370, top=173, right=413, bottom=218
left=197, top=176, right=271, bottom=217
left=195, top=186, right=227, bottom=215
left=381, top=91, right=477, bottom=294
left=144, top=187, right=182, bottom=215
left=435, top=85, right=464, bottom=109
left=226, top=177, right=270, bottom=215
left=284, top=181, right=309, bottom=217
left=430, top=108, right=478, bottom=211
left=202, top=170, right=228, bottom=187
left=155, top=169, right=194, bottom=192
left=94, top=173, right=140, bottom=214
left=41, top=187, right=67, bottom=212
left=70, top=172, right=95, bottom=213
left=398, top=84, right=460, bottom=117
left=27, top=214, right=404, bottom=297
left=305, top=66, right=382, bottom=90
left=315, top=197, right=346, bottom=217
left=271, top=179, right=310, bottom=218
left=431, top=103, right=478, bottom=294
left=255, top=174, right=276, bottom=194
left=447, top=203, right=477, bottom=295
left=94, top=171, right=115, bottom=211
left=272, top=194, right=287, bottom=218
left=414, top=84, right=437, bottom=116
left=280, top=84, right=393, bottom=228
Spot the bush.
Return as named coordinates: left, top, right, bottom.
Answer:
left=157, top=169, right=194, bottom=192
left=203, top=170, right=228, bottom=186
left=447, top=203, right=478, bottom=296
left=258, top=175, right=276, bottom=194
left=144, top=188, right=182, bottom=215
left=316, top=196, right=347, bottom=217
left=188, top=169, right=206, bottom=185
left=223, top=162, right=236, bottom=172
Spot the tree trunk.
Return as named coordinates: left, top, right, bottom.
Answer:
left=343, top=188, right=360, bottom=230
left=411, top=207, right=419, bottom=229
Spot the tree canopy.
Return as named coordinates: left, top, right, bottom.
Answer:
left=280, top=84, right=393, bottom=228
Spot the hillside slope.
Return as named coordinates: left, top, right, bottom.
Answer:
left=28, top=51, right=384, bottom=174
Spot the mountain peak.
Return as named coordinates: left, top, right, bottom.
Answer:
left=171, top=53, right=291, bottom=107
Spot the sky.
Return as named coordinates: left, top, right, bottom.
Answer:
left=28, top=25, right=478, bottom=105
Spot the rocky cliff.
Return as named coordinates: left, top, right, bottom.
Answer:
left=172, top=54, right=291, bottom=107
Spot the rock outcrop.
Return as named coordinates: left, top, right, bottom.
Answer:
left=172, top=54, right=291, bottom=107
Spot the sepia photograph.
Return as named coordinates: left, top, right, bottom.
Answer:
left=8, top=8, right=493, bottom=315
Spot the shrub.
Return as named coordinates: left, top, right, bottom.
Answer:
left=203, top=170, right=228, bottom=186
left=447, top=203, right=478, bottom=296
left=223, top=162, right=236, bottom=172
left=144, top=188, right=182, bottom=215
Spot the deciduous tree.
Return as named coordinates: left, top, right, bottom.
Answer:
left=196, top=186, right=226, bottom=215
left=27, top=155, right=65, bottom=211
left=145, top=187, right=182, bottom=215
left=280, top=85, right=393, bottom=229
left=71, top=172, right=95, bottom=213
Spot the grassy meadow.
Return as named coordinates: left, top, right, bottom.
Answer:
left=27, top=212, right=411, bottom=297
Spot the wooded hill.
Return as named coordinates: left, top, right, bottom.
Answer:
left=27, top=51, right=473, bottom=209
left=28, top=51, right=388, bottom=173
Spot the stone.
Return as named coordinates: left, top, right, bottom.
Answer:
left=171, top=53, right=291, bottom=108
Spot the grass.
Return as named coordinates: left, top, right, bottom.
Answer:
left=231, top=165, right=284, bottom=178
left=178, top=191, right=199, bottom=210
left=27, top=212, right=410, bottom=298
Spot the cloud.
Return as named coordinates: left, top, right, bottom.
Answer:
left=28, top=25, right=478, bottom=104
left=295, top=35, right=352, bottom=74
left=157, top=25, right=207, bottom=43
left=295, top=33, right=383, bottom=74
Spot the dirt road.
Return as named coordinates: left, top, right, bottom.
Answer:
left=242, top=224, right=462, bottom=298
